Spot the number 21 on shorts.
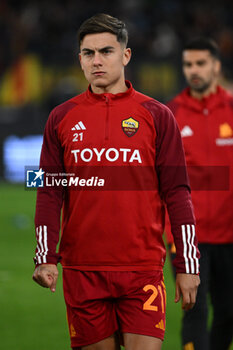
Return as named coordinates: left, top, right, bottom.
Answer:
left=143, top=281, right=166, bottom=313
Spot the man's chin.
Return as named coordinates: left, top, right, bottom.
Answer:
left=92, top=77, right=108, bottom=86
left=92, top=81, right=110, bottom=90
left=190, top=83, right=209, bottom=94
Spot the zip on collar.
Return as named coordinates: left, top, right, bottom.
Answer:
left=104, top=95, right=110, bottom=141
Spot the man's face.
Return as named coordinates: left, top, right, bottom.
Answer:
left=79, top=32, right=131, bottom=92
left=182, top=50, right=220, bottom=93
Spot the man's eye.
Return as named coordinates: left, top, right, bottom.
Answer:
left=103, top=49, right=112, bottom=54
left=84, top=52, right=93, bottom=56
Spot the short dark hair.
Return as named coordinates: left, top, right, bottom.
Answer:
left=183, top=37, right=220, bottom=60
left=78, top=13, right=128, bottom=47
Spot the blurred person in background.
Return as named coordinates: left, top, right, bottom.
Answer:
left=165, top=37, right=233, bottom=350
left=32, top=13, right=200, bottom=350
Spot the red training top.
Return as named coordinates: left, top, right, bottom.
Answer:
left=34, top=81, right=199, bottom=274
left=166, top=86, right=233, bottom=245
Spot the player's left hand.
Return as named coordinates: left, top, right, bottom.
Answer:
left=175, top=273, right=200, bottom=310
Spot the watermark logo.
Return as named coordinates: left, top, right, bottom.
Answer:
left=24, top=166, right=230, bottom=191
left=26, top=168, right=45, bottom=187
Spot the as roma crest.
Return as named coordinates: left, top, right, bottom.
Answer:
left=122, top=117, right=139, bottom=137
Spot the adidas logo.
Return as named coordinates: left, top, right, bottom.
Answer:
left=70, top=323, right=77, bottom=337
left=181, top=125, right=193, bottom=138
left=155, top=319, right=165, bottom=331
left=71, top=121, right=86, bottom=131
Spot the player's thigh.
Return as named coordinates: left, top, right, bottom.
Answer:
left=116, top=271, right=166, bottom=342
left=63, top=269, right=118, bottom=348
left=123, top=333, right=162, bottom=350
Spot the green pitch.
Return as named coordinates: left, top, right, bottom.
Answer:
left=0, top=183, right=232, bottom=350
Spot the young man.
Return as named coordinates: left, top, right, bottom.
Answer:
left=32, top=14, right=200, bottom=350
left=166, top=38, right=233, bottom=350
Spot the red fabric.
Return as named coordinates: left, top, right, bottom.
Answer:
left=63, top=269, right=166, bottom=348
left=34, top=81, right=199, bottom=273
left=165, top=86, right=233, bottom=244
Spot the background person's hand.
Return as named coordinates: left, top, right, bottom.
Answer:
left=33, top=264, right=59, bottom=293
left=175, top=273, right=200, bottom=310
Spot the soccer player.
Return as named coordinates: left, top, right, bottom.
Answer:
left=165, top=37, right=233, bottom=350
left=32, top=14, right=200, bottom=350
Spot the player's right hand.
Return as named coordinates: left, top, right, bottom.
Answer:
left=33, top=264, right=59, bottom=293
left=175, top=273, right=200, bottom=311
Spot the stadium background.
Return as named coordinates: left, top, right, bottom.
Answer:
left=0, top=0, right=233, bottom=349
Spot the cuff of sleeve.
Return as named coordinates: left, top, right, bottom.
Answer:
left=171, top=224, right=200, bottom=274
left=33, top=253, right=61, bottom=268
left=173, top=254, right=200, bottom=275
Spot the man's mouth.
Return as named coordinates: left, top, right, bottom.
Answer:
left=190, top=76, right=201, bottom=83
left=93, top=71, right=105, bottom=76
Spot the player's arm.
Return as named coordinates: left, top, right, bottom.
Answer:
left=157, top=106, right=200, bottom=309
left=33, top=109, right=64, bottom=292
left=145, top=100, right=200, bottom=309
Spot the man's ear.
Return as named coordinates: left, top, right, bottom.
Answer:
left=123, top=48, right=132, bottom=67
left=214, top=59, right=221, bottom=76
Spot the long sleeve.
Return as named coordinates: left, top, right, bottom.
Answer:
left=34, top=110, right=64, bottom=266
left=142, top=100, right=200, bottom=274
left=33, top=100, right=78, bottom=266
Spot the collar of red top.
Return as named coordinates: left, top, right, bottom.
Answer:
left=179, top=86, right=227, bottom=112
left=86, top=80, right=135, bottom=102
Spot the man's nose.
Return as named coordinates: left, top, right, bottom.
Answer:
left=189, top=64, right=199, bottom=75
left=93, top=52, right=102, bottom=66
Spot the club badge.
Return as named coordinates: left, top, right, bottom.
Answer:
left=122, top=117, right=139, bottom=137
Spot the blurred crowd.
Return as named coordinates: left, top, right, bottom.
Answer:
left=0, top=0, right=233, bottom=106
